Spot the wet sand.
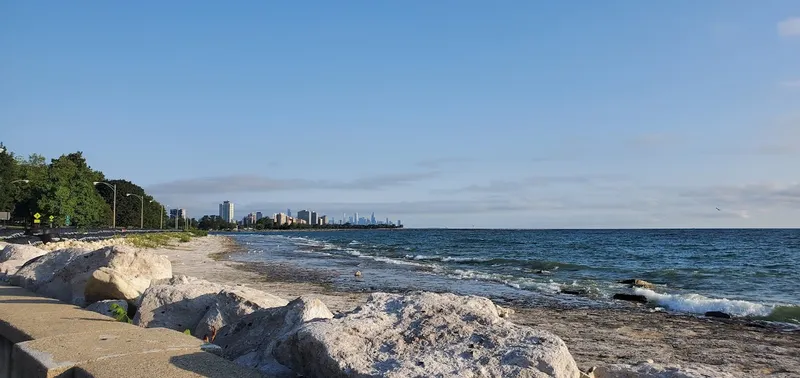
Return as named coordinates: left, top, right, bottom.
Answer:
left=154, top=235, right=800, bottom=377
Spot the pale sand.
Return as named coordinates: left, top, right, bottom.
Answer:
left=153, top=235, right=800, bottom=377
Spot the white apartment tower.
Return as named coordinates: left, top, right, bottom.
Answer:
left=219, top=201, right=235, bottom=223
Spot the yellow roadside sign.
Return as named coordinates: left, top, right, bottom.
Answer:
left=33, top=213, right=41, bottom=219
left=49, top=215, right=54, bottom=222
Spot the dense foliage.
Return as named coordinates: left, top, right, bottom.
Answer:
left=0, top=144, right=169, bottom=229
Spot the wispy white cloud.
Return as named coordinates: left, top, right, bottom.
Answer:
left=415, top=157, right=471, bottom=169
left=435, top=174, right=627, bottom=194
left=778, top=17, right=800, bottom=37
left=780, top=80, right=800, bottom=88
left=146, top=171, right=440, bottom=195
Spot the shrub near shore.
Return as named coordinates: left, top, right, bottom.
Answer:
left=118, top=231, right=202, bottom=248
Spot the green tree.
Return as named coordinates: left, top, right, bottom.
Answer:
left=12, top=154, right=48, bottom=221
left=37, top=152, right=109, bottom=228
left=95, top=179, right=165, bottom=229
left=0, top=143, right=20, bottom=213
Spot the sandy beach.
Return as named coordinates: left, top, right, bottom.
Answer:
left=154, top=235, right=800, bottom=377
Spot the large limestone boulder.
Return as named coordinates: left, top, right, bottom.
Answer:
left=0, top=244, right=48, bottom=277
left=134, top=279, right=288, bottom=337
left=590, top=363, right=736, bottom=378
left=84, top=267, right=144, bottom=305
left=12, top=245, right=172, bottom=306
left=214, top=296, right=334, bottom=377
left=194, top=287, right=290, bottom=341
left=278, top=291, right=581, bottom=378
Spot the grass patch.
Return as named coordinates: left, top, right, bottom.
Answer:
left=189, top=229, right=208, bottom=237
left=122, top=232, right=200, bottom=248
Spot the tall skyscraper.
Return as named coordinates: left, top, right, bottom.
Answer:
left=310, top=211, right=318, bottom=225
left=287, top=209, right=292, bottom=217
left=219, top=201, right=235, bottom=223
left=371, top=212, right=376, bottom=225
left=354, top=212, right=359, bottom=224
left=256, top=212, right=263, bottom=221
left=297, top=210, right=311, bottom=224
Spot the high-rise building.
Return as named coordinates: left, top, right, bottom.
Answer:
left=169, top=208, right=187, bottom=219
left=398, top=220, right=402, bottom=227
left=320, top=215, right=327, bottom=225
left=274, top=213, right=288, bottom=225
left=297, top=210, right=310, bottom=224
left=287, top=209, right=292, bottom=218
left=245, top=212, right=257, bottom=225
left=354, top=212, right=359, bottom=224
left=219, top=201, right=234, bottom=223
left=311, top=211, right=318, bottom=226
left=371, top=212, right=376, bottom=225
left=256, top=212, right=263, bottom=221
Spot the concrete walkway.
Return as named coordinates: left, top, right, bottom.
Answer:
left=0, top=284, right=265, bottom=378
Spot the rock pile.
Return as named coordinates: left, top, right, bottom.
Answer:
left=223, top=291, right=581, bottom=377
left=12, top=245, right=172, bottom=306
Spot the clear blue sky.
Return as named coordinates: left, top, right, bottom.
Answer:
left=2, top=1, right=799, bottom=228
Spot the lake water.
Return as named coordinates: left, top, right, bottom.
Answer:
left=224, top=229, right=800, bottom=326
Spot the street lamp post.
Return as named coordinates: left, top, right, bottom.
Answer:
left=93, top=182, right=117, bottom=229
left=151, top=200, right=165, bottom=229
left=126, top=193, right=144, bottom=229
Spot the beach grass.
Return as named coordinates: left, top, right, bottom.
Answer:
left=120, top=231, right=201, bottom=248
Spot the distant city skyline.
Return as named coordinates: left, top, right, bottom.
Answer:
left=215, top=200, right=403, bottom=227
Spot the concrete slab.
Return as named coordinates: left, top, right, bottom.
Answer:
left=0, top=304, right=131, bottom=344
left=74, top=350, right=266, bottom=378
left=12, top=327, right=205, bottom=378
left=1, top=337, right=11, bottom=378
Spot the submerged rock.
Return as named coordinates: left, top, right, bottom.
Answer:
left=214, top=296, right=334, bottom=377
left=590, top=362, right=736, bottom=378
left=619, top=279, right=655, bottom=289
left=134, top=279, right=288, bottom=339
left=12, top=245, right=172, bottom=306
left=613, top=293, right=649, bottom=303
left=278, top=291, right=581, bottom=378
left=704, top=311, right=732, bottom=319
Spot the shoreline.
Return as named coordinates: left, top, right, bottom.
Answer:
left=156, top=235, right=800, bottom=377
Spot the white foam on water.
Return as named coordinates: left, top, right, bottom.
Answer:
left=633, top=288, right=773, bottom=317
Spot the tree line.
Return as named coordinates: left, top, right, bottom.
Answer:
left=0, top=143, right=175, bottom=229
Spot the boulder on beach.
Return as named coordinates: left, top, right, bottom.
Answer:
left=214, top=296, right=334, bottom=377
left=276, top=291, right=581, bottom=378
left=84, top=267, right=144, bottom=305
left=0, top=244, right=48, bottom=277
left=619, top=279, right=655, bottom=289
left=134, top=279, right=288, bottom=339
left=86, top=299, right=129, bottom=318
left=12, top=245, right=172, bottom=306
left=703, top=311, right=731, bottom=319
left=590, top=362, right=736, bottom=378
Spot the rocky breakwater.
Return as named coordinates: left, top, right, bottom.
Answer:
left=215, top=291, right=582, bottom=378
left=134, top=276, right=289, bottom=340
left=10, top=244, right=172, bottom=307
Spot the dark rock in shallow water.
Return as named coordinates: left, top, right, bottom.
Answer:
left=561, top=290, right=585, bottom=296
left=613, top=294, right=648, bottom=303
left=705, top=311, right=732, bottom=319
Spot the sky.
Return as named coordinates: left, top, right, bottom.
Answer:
left=1, top=1, right=799, bottom=228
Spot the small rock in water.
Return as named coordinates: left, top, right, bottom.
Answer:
left=704, top=311, right=732, bottom=319
left=619, top=279, right=655, bottom=289
left=354, top=270, right=362, bottom=277
left=612, top=293, right=648, bottom=303
left=561, top=289, right=586, bottom=296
